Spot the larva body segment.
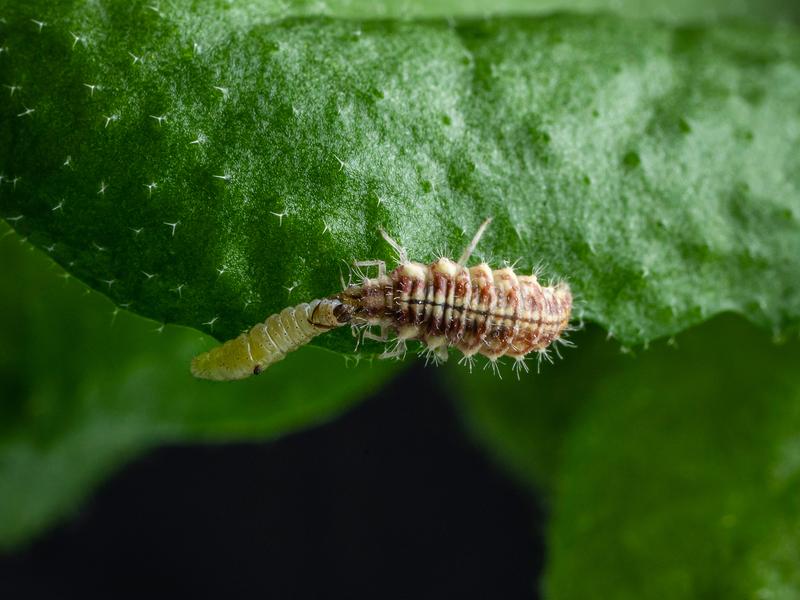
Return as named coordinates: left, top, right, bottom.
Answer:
left=190, top=218, right=572, bottom=381
left=348, top=259, right=572, bottom=364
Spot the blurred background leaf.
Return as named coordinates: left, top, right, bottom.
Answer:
left=451, top=318, right=800, bottom=598
left=0, top=223, right=398, bottom=549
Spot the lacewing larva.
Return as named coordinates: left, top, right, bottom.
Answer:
left=191, top=218, right=572, bottom=381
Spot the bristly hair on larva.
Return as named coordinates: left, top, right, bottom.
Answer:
left=190, top=218, right=573, bottom=381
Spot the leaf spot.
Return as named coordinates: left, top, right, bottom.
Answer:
left=622, top=151, right=641, bottom=169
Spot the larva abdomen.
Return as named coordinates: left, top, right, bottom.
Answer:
left=381, top=259, right=571, bottom=361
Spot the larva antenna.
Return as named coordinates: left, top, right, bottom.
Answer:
left=458, top=217, right=492, bottom=266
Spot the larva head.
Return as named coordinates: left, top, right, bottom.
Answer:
left=337, top=283, right=384, bottom=318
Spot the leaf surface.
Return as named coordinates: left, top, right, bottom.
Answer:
left=1, top=3, right=799, bottom=350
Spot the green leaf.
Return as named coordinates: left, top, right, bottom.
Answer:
left=0, top=223, right=397, bottom=549
left=259, top=0, right=800, bottom=21
left=1, top=3, right=799, bottom=352
left=451, top=317, right=800, bottom=598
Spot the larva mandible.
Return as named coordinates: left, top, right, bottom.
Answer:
left=190, top=218, right=573, bottom=381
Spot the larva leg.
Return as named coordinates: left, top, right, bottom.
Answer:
left=458, top=217, right=493, bottom=266
left=362, top=324, right=388, bottom=342
left=378, top=228, right=409, bottom=263
left=353, top=259, right=386, bottom=279
left=351, top=324, right=365, bottom=351
left=380, top=338, right=407, bottom=360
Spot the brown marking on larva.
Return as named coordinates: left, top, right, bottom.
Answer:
left=253, top=364, right=262, bottom=375
left=361, top=280, right=385, bottom=319
left=392, top=273, right=414, bottom=326
left=447, top=267, right=472, bottom=343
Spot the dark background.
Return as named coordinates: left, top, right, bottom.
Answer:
left=0, top=365, right=545, bottom=599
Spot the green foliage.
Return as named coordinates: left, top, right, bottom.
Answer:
left=2, top=1, right=799, bottom=351
left=261, top=0, right=800, bottom=21
left=2, top=1, right=800, bottom=595
left=451, top=318, right=800, bottom=598
left=0, top=223, right=396, bottom=548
